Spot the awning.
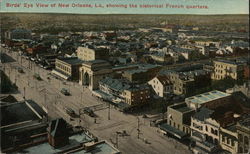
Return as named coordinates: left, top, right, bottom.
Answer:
left=159, top=123, right=187, bottom=139
left=51, top=70, right=70, bottom=80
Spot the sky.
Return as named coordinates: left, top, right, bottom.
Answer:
left=0, top=0, right=249, bottom=14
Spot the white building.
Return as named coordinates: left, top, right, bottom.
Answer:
left=148, top=75, right=173, bottom=98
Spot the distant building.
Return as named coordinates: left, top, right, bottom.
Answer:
left=211, top=59, right=245, bottom=80
left=244, top=65, right=250, bottom=79
left=5, top=28, right=32, bottom=40
left=148, top=75, right=173, bottom=98
left=122, top=85, right=151, bottom=106
left=226, top=82, right=250, bottom=98
left=151, top=53, right=174, bottom=64
left=193, top=39, right=220, bottom=48
left=52, top=57, right=83, bottom=80
left=76, top=47, right=109, bottom=61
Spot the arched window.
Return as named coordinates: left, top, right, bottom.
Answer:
left=211, top=128, right=214, bottom=134
left=244, top=136, right=249, bottom=145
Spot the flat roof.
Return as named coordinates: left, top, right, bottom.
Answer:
left=57, top=57, right=83, bottom=65
left=214, top=59, right=244, bottom=65
left=176, top=107, right=193, bottom=113
left=185, top=90, right=230, bottom=105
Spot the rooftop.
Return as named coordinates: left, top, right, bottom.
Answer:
left=238, top=114, right=250, bottom=129
left=1, top=100, right=46, bottom=127
left=214, top=59, right=245, bottom=65
left=169, top=102, right=194, bottom=113
left=100, top=77, right=131, bottom=92
left=156, top=75, right=171, bottom=86
left=177, top=107, right=194, bottom=113
left=83, top=59, right=109, bottom=66
left=57, top=57, right=84, bottom=65
left=185, top=90, right=230, bottom=105
left=193, top=107, right=214, bottom=121
left=21, top=133, right=94, bottom=154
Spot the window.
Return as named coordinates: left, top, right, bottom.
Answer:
left=239, top=134, right=243, bottom=142
left=232, top=140, right=235, bottom=146
left=222, top=136, right=225, bottom=142
left=239, top=147, right=243, bottom=153
left=244, top=136, right=249, bottom=145
left=215, top=130, right=218, bottom=136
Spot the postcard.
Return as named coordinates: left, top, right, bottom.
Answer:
left=0, top=0, right=249, bottom=154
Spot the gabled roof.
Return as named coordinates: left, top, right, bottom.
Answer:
left=156, top=75, right=171, bottom=86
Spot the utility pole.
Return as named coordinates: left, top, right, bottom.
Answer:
left=137, top=117, right=140, bottom=139
left=116, top=132, right=119, bottom=148
left=44, top=89, right=47, bottom=107
left=79, top=109, right=81, bottom=126
left=23, top=87, right=26, bottom=99
left=14, top=69, right=17, bottom=84
left=108, top=103, right=110, bottom=120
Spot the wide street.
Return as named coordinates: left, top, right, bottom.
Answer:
left=1, top=48, right=192, bottom=154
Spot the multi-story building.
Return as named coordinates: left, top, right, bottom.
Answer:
left=122, top=85, right=151, bottom=106
left=99, top=77, right=130, bottom=101
left=211, top=59, right=245, bottom=80
left=169, top=72, right=195, bottom=96
left=185, top=90, right=231, bottom=110
left=236, top=115, right=250, bottom=154
left=160, top=103, right=195, bottom=139
left=76, top=47, right=109, bottom=61
left=168, top=69, right=211, bottom=96
left=79, top=60, right=112, bottom=90
left=148, top=75, right=173, bottom=98
left=52, top=57, right=83, bottom=81
left=190, top=107, right=220, bottom=153
left=122, top=64, right=161, bottom=84
left=193, top=39, right=221, bottom=48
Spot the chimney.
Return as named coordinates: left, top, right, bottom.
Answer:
left=48, top=118, right=69, bottom=148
